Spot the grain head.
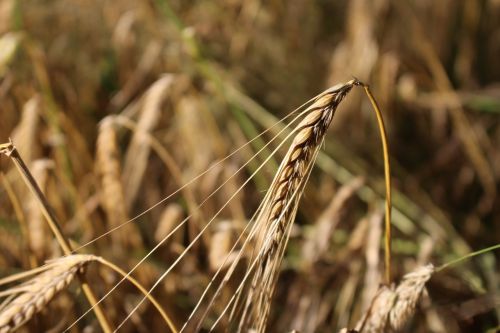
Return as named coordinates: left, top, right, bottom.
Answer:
left=235, top=80, right=359, bottom=332
left=0, top=255, right=96, bottom=333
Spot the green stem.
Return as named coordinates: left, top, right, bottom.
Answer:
left=437, top=243, right=500, bottom=272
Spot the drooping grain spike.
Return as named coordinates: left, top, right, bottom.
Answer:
left=388, top=264, right=434, bottom=331
left=0, top=255, right=95, bottom=333
left=235, top=80, right=358, bottom=332
left=354, top=264, right=434, bottom=333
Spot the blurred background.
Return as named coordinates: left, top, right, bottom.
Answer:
left=0, top=0, right=498, bottom=332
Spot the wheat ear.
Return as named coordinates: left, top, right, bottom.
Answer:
left=0, top=254, right=177, bottom=333
left=354, top=264, right=434, bottom=333
left=388, top=264, right=434, bottom=331
left=0, top=255, right=95, bottom=333
left=235, top=80, right=358, bottom=332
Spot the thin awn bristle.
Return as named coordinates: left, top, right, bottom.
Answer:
left=235, top=80, right=358, bottom=332
left=0, top=255, right=95, bottom=333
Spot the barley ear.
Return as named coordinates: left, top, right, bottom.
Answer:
left=355, top=264, right=434, bottom=333
left=236, top=80, right=358, bottom=332
left=0, top=255, right=95, bottom=333
left=388, top=264, right=434, bottom=331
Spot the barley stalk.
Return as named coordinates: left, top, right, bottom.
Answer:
left=75, top=79, right=389, bottom=332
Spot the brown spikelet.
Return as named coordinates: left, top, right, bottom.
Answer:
left=96, top=116, right=141, bottom=248
left=354, top=264, right=434, bottom=333
left=0, top=255, right=96, bottom=333
left=235, top=80, right=358, bottom=333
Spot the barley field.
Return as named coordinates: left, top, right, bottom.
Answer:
left=0, top=1, right=499, bottom=332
